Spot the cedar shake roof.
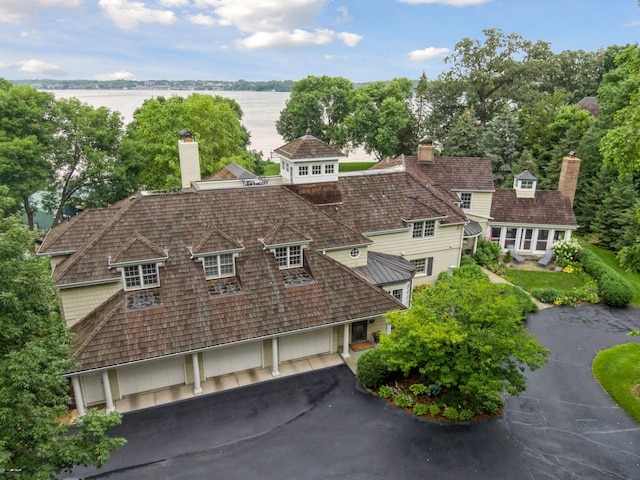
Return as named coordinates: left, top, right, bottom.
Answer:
left=110, top=233, right=167, bottom=264
left=491, top=189, right=578, bottom=227
left=274, top=130, right=345, bottom=160
left=38, top=205, right=123, bottom=255
left=260, top=221, right=312, bottom=247
left=69, top=245, right=403, bottom=372
left=289, top=171, right=467, bottom=234
left=190, top=228, right=244, bottom=255
left=372, top=155, right=495, bottom=192
left=515, top=170, right=537, bottom=181
left=205, top=162, right=257, bottom=181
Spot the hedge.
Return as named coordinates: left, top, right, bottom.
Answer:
left=577, top=249, right=634, bottom=307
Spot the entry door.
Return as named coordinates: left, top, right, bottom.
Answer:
left=351, top=321, right=368, bottom=343
left=520, top=228, right=533, bottom=252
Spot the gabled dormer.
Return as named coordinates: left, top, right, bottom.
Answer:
left=513, top=170, right=537, bottom=198
left=403, top=198, right=446, bottom=240
left=274, top=128, right=344, bottom=185
left=108, top=233, right=169, bottom=310
left=260, top=221, right=312, bottom=269
left=188, top=229, right=245, bottom=297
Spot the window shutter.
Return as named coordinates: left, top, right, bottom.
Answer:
left=427, top=257, right=433, bottom=276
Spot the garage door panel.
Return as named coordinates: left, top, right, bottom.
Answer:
left=118, top=356, right=185, bottom=396
left=279, top=329, right=331, bottom=362
left=204, top=342, right=263, bottom=378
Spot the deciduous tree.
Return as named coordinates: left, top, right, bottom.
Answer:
left=0, top=190, right=125, bottom=478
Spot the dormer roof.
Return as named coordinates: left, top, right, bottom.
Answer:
left=189, top=228, right=245, bottom=256
left=274, top=129, right=345, bottom=160
left=514, top=170, right=537, bottom=181
left=109, top=233, right=168, bottom=266
left=260, top=221, right=313, bottom=248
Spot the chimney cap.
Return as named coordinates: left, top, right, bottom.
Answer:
left=179, top=128, right=194, bottom=140
left=420, top=137, right=433, bottom=146
left=568, top=151, right=575, bottom=157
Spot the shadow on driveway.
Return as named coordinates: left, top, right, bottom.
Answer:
left=69, top=305, right=640, bottom=480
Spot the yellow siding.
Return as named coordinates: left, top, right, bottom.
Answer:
left=368, top=224, right=463, bottom=257
left=412, top=249, right=461, bottom=287
left=466, top=192, right=493, bottom=220
left=263, top=339, right=273, bottom=368
left=49, top=255, right=69, bottom=271
left=58, top=282, right=122, bottom=327
left=324, top=246, right=368, bottom=268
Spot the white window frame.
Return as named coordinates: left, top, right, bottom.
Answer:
left=391, top=288, right=403, bottom=301
left=203, top=253, right=235, bottom=279
left=299, top=165, right=308, bottom=176
left=123, top=263, right=159, bottom=291
left=324, top=164, right=335, bottom=174
left=519, top=179, right=534, bottom=190
left=349, top=247, right=360, bottom=259
left=410, top=257, right=433, bottom=276
left=312, top=165, right=322, bottom=175
left=274, top=245, right=303, bottom=269
left=412, top=220, right=436, bottom=239
left=459, top=192, right=472, bottom=209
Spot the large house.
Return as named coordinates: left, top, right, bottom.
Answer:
left=38, top=131, right=579, bottom=414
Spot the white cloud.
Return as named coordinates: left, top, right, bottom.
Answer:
left=0, top=0, right=80, bottom=24
left=334, top=6, right=352, bottom=23
left=158, top=0, right=188, bottom=6
left=624, top=20, right=640, bottom=28
left=188, top=13, right=217, bottom=26
left=400, top=0, right=492, bottom=5
left=98, top=0, right=177, bottom=30
left=93, top=70, right=137, bottom=80
left=18, top=59, right=68, bottom=76
left=324, top=54, right=347, bottom=60
left=409, top=47, right=450, bottom=61
left=0, top=62, right=11, bottom=69
left=237, top=28, right=361, bottom=51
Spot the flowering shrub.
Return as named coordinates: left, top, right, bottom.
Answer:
left=562, top=265, right=574, bottom=274
left=552, top=238, right=582, bottom=267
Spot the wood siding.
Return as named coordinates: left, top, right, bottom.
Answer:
left=59, top=282, right=122, bottom=327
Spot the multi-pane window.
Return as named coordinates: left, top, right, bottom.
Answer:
left=391, top=289, right=403, bottom=301
left=505, top=228, right=517, bottom=249
left=299, top=166, right=308, bottom=176
left=490, top=227, right=502, bottom=244
left=536, top=229, right=549, bottom=251
left=410, top=257, right=433, bottom=276
left=324, top=164, right=334, bottom=174
left=123, top=263, right=159, bottom=290
left=412, top=220, right=436, bottom=239
left=203, top=254, right=234, bottom=279
left=274, top=245, right=302, bottom=268
left=459, top=192, right=472, bottom=209
left=520, top=180, right=534, bottom=189
left=312, top=165, right=322, bottom=175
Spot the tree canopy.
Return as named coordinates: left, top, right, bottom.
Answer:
left=378, top=266, right=548, bottom=415
left=0, top=190, right=125, bottom=478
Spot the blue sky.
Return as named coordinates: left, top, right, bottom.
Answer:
left=1, top=0, right=639, bottom=82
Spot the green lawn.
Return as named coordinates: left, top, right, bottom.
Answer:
left=582, top=243, right=640, bottom=305
left=504, top=269, right=590, bottom=291
left=593, top=343, right=640, bottom=423
left=262, top=161, right=376, bottom=177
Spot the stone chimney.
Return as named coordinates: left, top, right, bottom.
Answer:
left=178, top=129, right=201, bottom=189
left=417, top=138, right=435, bottom=162
left=558, top=152, right=581, bottom=206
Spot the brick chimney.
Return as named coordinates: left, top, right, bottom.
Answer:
left=558, top=152, right=581, bottom=206
left=178, top=129, right=201, bottom=189
left=417, top=138, right=435, bottom=162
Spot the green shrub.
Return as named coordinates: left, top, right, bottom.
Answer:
left=599, top=274, right=634, bottom=307
left=453, top=262, right=487, bottom=280
left=458, top=409, right=475, bottom=421
left=443, top=407, right=459, bottom=420
left=394, top=393, right=413, bottom=408
left=531, top=287, right=560, bottom=303
left=378, top=385, right=394, bottom=398
left=412, top=403, right=429, bottom=416
left=473, top=239, right=502, bottom=267
left=356, top=348, right=389, bottom=388
left=509, top=285, right=539, bottom=315
left=427, top=383, right=442, bottom=397
left=428, top=404, right=440, bottom=416
left=577, top=249, right=633, bottom=307
left=409, top=383, right=428, bottom=396
left=459, top=255, right=476, bottom=267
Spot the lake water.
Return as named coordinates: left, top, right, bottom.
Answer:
left=50, top=90, right=370, bottom=161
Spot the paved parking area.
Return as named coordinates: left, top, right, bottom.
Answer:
left=68, top=305, right=640, bottom=480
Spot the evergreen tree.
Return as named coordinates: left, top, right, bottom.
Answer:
left=442, top=108, right=483, bottom=157
left=479, top=107, right=522, bottom=186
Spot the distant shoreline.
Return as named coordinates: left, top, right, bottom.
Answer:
left=10, top=79, right=294, bottom=92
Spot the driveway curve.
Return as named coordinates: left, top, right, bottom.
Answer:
left=69, top=305, right=640, bottom=480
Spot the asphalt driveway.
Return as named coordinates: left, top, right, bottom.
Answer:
left=69, top=305, right=640, bottom=480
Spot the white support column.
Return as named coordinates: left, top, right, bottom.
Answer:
left=192, top=353, right=202, bottom=394
left=341, top=323, right=350, bottom=359
left=271, top=337, right=280, bottom=377
left=71, top=376, right=85, bottom=417
left=102, top=370, right=115, bottom=412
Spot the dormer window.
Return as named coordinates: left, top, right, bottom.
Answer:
left=123, top=263, right=160, bottom=290
left=459, top=192, right=472, bottom=209
left=275, top=245, right=302, bottom=268
left=520, top=180, right=534, bottom=189
left=203, top=253, right=235, bottom=279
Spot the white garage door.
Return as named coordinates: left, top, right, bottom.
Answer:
left=118, top=356, right=185, bottom=396
left=82, top=372, right=105, bottom=405
left=204, top=342, right=263, bottom=378
left=279, top=329, right=331, bottom=362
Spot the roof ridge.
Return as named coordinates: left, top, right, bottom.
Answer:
left=53, top=194, right=142, bottom=281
